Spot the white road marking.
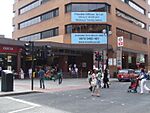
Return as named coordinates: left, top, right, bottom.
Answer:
left=5, top=97, right=40, bottom=107
left=8, top=106, right=36, bottom=113
left=5, top=97, right=41, bottom=113
left=110, top=101, right=114, bottom=103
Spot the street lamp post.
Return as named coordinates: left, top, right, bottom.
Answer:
left=30, top=41, right=34, bottom=90
left=102, top=27, right=111, bottom=70
left=102, top=29, right=108, bottom=70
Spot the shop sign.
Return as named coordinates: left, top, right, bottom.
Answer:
left=71, top=33, right=107, bottom=44
left=0, top=45, right=21, bottom=53
left=71, top=12, right=107, bottom=22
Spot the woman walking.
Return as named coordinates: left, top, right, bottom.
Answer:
left=138, top=68, right=150, bottom=94
left=91, top=69, right=100, bottom=97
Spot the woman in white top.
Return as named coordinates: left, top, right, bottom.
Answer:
left=91, top=69, right=100, bottom=97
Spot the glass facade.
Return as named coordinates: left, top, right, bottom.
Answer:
left=116, top=9, right=146, bottom=29
left=120, top=0, right=145, bottom=14
left=65, top=3, right=110, bottom=13
left=116, top=28, right=147, bottom=44
left=19, top=27, right=59, bottom=41
left=19, top=0, right=50, bottom=15
left=65, top=24, right=110, bottom=34
left=19, top=8, right=59, bottom=29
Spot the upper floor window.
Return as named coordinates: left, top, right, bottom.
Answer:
left=19, top=8, right=59, bottom=29
left=116, top=28, right=147, bottom=44
left=19, top=0, right=50, bottom=15
left=65, top=24, right=110, bottom=34
left=116, top=9, right=146, bottom=29
left=19, top=27, right=59, bottom=41
left=120, top=0, right=145, bottom=15
left=65, top=3, right=110, bottom=13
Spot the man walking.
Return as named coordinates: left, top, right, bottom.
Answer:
left=38, top=67, right=45, bottom=89
left=57, top=68, right=63, bottom=84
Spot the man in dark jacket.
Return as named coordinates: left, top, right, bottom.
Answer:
left=103, top=68, right=109, bottom=88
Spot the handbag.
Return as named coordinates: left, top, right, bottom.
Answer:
left=91, top=79, right=97, bottom=86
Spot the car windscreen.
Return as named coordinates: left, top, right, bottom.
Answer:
left=118, top=70, right=128, bottom=74
left=135, top=70, right=141, bottom=74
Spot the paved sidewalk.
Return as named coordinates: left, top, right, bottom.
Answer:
left=0, top=78, right=89, bottom=96
left=0, top=78, right=118, bottom=97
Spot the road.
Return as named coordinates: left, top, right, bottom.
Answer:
left=1, top=80, right=150, bottom=113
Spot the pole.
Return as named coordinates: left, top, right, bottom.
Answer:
left=106, top=26, right=109, bottom=70
left=30, top=41, right=34, bottom=90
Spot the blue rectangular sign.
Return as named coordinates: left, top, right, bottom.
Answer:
left=71, top=33, right=107, bottom=44
left=71, top=12, right=107, bottom=22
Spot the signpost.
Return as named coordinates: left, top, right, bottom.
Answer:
left=117, top=36, right=124, bottom=69
left=117, top=36, right=124, bottom=47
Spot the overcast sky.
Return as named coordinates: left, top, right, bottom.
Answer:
left=0, top=1, right=13, bottom=38
left=0, top=1, right=150, bottom=39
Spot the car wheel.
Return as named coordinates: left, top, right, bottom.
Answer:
left=118, top=79, right=122, bottom=82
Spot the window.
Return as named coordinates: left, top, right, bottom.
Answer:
left=41, top=28, right=59, bottom=39
left=19, top=8, right=59, bottom=29
left=116, top=9, right=146, bottom=29
left=65, top=3, right=110, bottom=13
left=41, top=8, right=59, bottom=21
left=120, top=0, right=145, bottom=15
left=19, top=27, right=59, bottom=41
left=116, top=28, right=147, bottom=44
left=19, top=33, right=41, bottom=41
left=143, top=37, right=147, bottom=44
left=65, top=24, right=109, bottom=34
left=19, top=0, right=50, bottom=15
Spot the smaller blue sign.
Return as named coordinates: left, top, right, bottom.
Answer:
left=71, top=33, right=107, bottom=44
left=71, top=12, right=107, bottom=22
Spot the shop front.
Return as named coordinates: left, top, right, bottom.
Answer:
left=0, top=45, right=22, bottom=78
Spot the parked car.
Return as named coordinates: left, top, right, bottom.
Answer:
left=117, top=69, right=138, bottom=82
left=134, top=70, right=141, bottom=76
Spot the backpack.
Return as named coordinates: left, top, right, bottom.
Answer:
left=140, top=72, right=148, bottom=79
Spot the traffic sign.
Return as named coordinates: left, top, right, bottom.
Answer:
left=117, top=36, right=124, bottom=47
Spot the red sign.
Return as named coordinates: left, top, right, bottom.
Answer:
left=0, top=45, right=22, bottom=53
left=117, top=36, right=124, bottom=47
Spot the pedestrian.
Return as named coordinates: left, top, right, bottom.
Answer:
left=57, top=68, right=63, bottom=84
left=138, top=68, right=150, bottom=94
left=103, top=68, right=109, bottom=88
left=88, top=69, right=93, bottom=91
left=38, top=67, right=45, bottom=89
left=97, top=68, right=103, bottom=88
left=28, top=67, right=32, bottom=79
left=20, top=68, right=24, bottom=79
left=91, top=69, right=100, bottom=97
left=75, top=67, right=79, bottom=78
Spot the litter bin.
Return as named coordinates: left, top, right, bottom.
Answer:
left=1, top=70, right=14, bottom=92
